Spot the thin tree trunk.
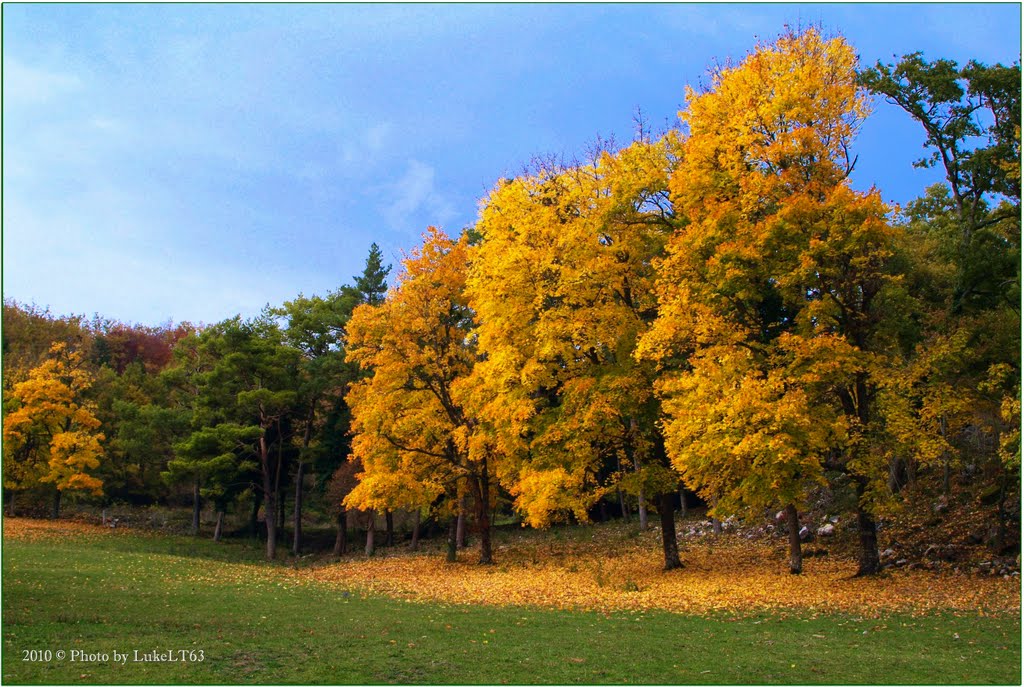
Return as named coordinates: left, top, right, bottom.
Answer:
left=292, top=460, right=305, bottom=556
left=365, top=511, right=376, bottom=557
left=446, top=514, right=458, bottom=563
left=410, top=511, right=421, bottom=551
left=786, top=503, right=802, bottom=575
left=385, top=510, right=394, bottom=547
left=8, top=491, right=16, bottom=518
left=51, top=490, right=61, bottom=520
left=678, top=486, right=687, bottom=519
left=264, top=493, right=277, bottom=560
left=277, top=486, right=286, bottom=541
left=293, top=401, right=315, bottom=557
left=711, top=497, right=723, bottom=535
left=456, top=496, right=467, bottom=548
left=628, top=417, right=648, bottom=530
left=618, top=488, right=628, bottom=520
left=658, top=492, right=682, bottom=570
left=213, top=510, right=224, bottom=542
left=334, top=510, right=347, bottom=556
left=191, top=480, right=201, bottom=535
left=854, top=478, right=880, bottom=575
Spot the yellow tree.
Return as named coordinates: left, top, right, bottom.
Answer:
left=468, top=138, right=686, bottom=570
left=344, top=228, right=499, bottom=563
left=3, top=343, right=104, bottom=518
left=641, top=28, right=906, bottom=574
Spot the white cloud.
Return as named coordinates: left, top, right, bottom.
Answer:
left=384, top=159, right=456, bottom=232
left=2, top=58, right=84, bottom=106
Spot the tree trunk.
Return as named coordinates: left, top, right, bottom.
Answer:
left=213, top=510, right=224, bottom=542
left=277, top=487, right=286, bottom=541
left=446, top=514, right=458, bottom=563
left=365, top=511, right=376, bottom=557
left=658, top=492, right=682, bottom=570
left=8, top=491, right=16, bottom=518
left=678, top=486, right=687, bottom=518
left=628, top=417, right=648, bottom=531
left=51, top=490, right=61, bottom=520
left=618, top=488, right=628, bottom=520
left=456, top=496, right=467, bottom=548
left=470, top=469, right=493, bottom=565
left=292, top=460, right=304, bottom=556
left=410, top=510, right=421, bottom=551
left=854, top=478, right=880, bottom=575
left=711, top=497, right=723, bottom=535
left=191, top=480, right=201, bottom=535
left=786, top=503, right=802, bottom=575
left=334, top=510, right=347, bottom=556
left=385, top=510, right=394, bottom=547
left=264, top=493, right=278, bottom=560
left=261, top=429, right=282, bottom=561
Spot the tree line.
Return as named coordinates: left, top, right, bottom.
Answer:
left=3, top=29, right=1019, bottom=575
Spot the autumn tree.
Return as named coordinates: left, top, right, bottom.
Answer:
left=3, top=343, right=105, bottom=518
left=640, top=28, right=908, bottom=575
left=345, top=228, right=498, bottom=563
left=468, top=137, right=686, bottom=570
left=2, top=300, right=85, bottom=391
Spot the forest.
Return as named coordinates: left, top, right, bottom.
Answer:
left=3, top=29, right=1020, bottom=585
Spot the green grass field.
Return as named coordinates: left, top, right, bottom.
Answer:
left=2, top=524, right=1020, bottom=685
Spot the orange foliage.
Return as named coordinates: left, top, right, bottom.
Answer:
left=6, top=518, right=1017, bottom=618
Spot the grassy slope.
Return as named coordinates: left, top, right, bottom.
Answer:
left=2, top=527, right=1020, bottom=685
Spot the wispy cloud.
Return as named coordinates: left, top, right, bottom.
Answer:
left=384, top=159, right=456, bottom=232
left=2, top=58, right=84, bottom=106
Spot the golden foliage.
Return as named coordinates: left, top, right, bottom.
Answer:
left=3, top=343, right=104, bottom=496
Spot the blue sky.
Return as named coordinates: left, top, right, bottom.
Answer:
left=4, top=3, right=1021, bottom=327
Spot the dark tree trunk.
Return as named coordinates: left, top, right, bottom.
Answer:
left=264, top=492, right=278, bottom=560
left=446, top=514, right=458, bottom=563
left=385, top=510, right=394, bottom=547
left=470, top=469, right=493, bottom=565
left=786, top=503, right=802, bottom=575
left=191, top=480, right=201, bottom=535
left=333, top=511, right=347, bottom=556
left=618, top=488, right=628, bottom=520
left=365, top=511, right=376, bottom=557
left=292, top=460, right=304, bottom=556
left=678, top=485, right=688, bottom=518
left=51, top=490, right=61, bottom=520
left=277, top=487, right=286, bottom=541
left=658, top=492, right=682, bottom=570
left=213, top=510, right=224, bottom=542
left=410, top=510, right=421, bottom=551
left=854, top=479, right=880, bottom=575
left=599, top=501, right=608, bottom=523
left=456, top=496, right=467, bottom=549
left=8, top=491, right=15, bottom=518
